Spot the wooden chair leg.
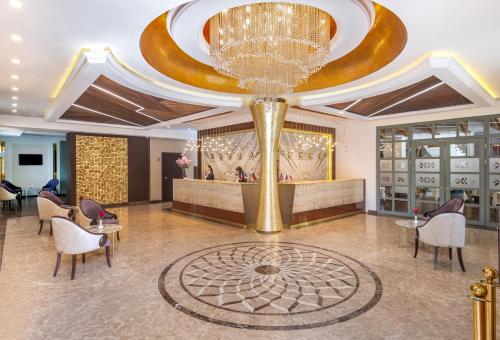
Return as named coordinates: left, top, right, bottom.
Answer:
left=82, top=253, right=85, bottom=264
left=116, top=231, right=120, bottom=241
left=53, top=252, right=61, bottom=277
left=457, top=248, right=466, bottom=272
left=50, top=222, right=53, bottom=236
left=434, top=247, right=439, bottom=270
left=38, top=220, right=44, bottom=235
left=105, top=246, right=112, bottom=268
left=71, top=254, right=77, bottom=280
left=448, top=247, right=452, bottom=260
left=413, top=229, right=419, bottom=258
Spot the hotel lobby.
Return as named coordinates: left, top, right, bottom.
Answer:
left=0, top=0, right=499, bottom=339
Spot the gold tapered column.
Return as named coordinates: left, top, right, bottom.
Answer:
left=483, top=267, right=498, bottom=340
left=250, top=98, right=288, bottom=233
left=471, top=283, right=488, bottom=340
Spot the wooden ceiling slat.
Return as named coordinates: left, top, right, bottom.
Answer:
left=378, top=83, right=472, bottom=115
left=324, top=76, right=472, bottom=117
left=60, top=106, right=136, bottom=126
left=62, top=75, right=216, bottom=126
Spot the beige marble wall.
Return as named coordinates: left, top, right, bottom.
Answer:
left=289, top=179, right=364, bottom=213
left=201, top=129, right=332, bottom=181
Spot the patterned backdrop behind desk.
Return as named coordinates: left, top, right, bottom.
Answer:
left=201, top=128, right=333, bottom=181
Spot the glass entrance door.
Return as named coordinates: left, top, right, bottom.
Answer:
left=410, top=139, right=485, bottom=225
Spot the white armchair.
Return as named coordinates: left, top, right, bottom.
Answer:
left=37, top=197, right=72, bottom=235
left=51, top=216, right=111, bottom=280
left=415, top=212, right=466, bottom=271
left=0, top=187, right=20, bottom=213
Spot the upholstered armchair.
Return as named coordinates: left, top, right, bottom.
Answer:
left=37, top=196, right=72, bottom=235
left=38, top=191, right=77, bottom=220
left=0, top=186, right=21, bottom=213
left=1, top=180, right=22, bottom=195
left=423, top=197, right=464, bottom=219
left=41, top=178, right=59, bottom=195
left=51, top=216, right=111, bottom=280
left=79, top=199, right=120, bottom=240
left=414, top=212, right=466, bottom=271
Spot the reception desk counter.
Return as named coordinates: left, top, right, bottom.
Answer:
left=172, top=179, right=365, bottom=228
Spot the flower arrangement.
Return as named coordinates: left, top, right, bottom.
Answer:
left=412, top=207, right=420, bottom=223
left=175, top=156, right=192, bottom=178
left=98, top=210, right=105, bottom=228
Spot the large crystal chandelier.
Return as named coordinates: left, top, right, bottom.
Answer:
left=209, top=2, right=330, bottom=97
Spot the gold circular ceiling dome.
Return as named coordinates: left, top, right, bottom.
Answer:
left=140, top=1, right=407, bottom=95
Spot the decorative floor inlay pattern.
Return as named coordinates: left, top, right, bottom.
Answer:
left=158, top=242, right=382, bottom=330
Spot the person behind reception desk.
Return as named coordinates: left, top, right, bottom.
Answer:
left=235, top=166, right=247, bottom=183
left=204, top=165, right=214, bottom=180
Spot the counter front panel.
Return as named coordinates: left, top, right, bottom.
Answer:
left=172, top=179, right=365, bottom=228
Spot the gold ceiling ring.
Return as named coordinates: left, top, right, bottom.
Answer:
left=139, top=3, right=407, bottom=94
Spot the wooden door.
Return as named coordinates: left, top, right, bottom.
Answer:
left=162, top=152, right=183, bottom=201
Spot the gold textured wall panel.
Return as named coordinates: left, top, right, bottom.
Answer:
left=76, top=135, right=128, bottom=204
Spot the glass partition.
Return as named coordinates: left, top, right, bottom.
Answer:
left=378, top=114, right=499, bottom=226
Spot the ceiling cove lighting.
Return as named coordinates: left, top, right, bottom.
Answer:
left=71, top=104, right=143, bottom=127
left=10, top=34, right=21, bottom=42
left=368, top=81, right=445, bottom=117
left=89, top=84, right=162, bottom=123
left=11, top=58, right=20, bottom=64
left=342, top=99, right=362, bottom=112
left=209, top=2, right=330, bottom=97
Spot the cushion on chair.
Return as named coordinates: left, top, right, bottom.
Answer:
left=39, top=190, right=65, bottom=206
left=80, top=199, right=118, bottom=224
left=424, top=197, right=464, bottom=218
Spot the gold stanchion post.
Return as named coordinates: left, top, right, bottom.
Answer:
left=471, top=283, right=488, bottom=340
left=482, top=267, right=498, bottom=340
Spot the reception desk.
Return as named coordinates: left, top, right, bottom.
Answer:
left=172, top=179, right=365, bottom=228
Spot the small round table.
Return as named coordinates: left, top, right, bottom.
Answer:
left=87, top=224, right=123, bottom=255
left=395, top=219, right=426, bottom=257
left=395, top=219, right=426, bottom=229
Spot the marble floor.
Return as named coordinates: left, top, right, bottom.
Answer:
left=0, top=203, right=498, bottom=339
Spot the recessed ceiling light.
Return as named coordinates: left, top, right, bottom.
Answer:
left=12, top=96, right=18, bottom=100
left=10, top=34, right=21, bottom=42
left=11, top=58, right=20, bottom=64
left=11, top=74, right=19, bottom=80
left=12, top=109, right=17, bottom=113
left=12, top=103, right=18, bottom=107
left=9, top=0, right=23, bottom=9
left=11, top=87, right=19, bottom=91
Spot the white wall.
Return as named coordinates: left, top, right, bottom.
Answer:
left=149, top=137, right=198, bottom=201
left=3, top=134, right=66, bottom=189
left=334, top=104, right=500, bottom=212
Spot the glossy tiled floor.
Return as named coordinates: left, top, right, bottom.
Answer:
left=0, top=203, right=498, bottom=339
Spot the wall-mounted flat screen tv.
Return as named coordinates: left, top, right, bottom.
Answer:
left=19, top=154, right=43, bottom=166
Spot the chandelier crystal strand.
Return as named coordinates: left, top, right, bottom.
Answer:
left=209, top=2, right=330, bottom=97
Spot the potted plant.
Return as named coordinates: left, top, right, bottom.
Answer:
left=175, top=156, right=192, bottom=178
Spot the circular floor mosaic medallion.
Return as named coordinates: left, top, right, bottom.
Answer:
left=158, top=242, right=382, bottom=330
